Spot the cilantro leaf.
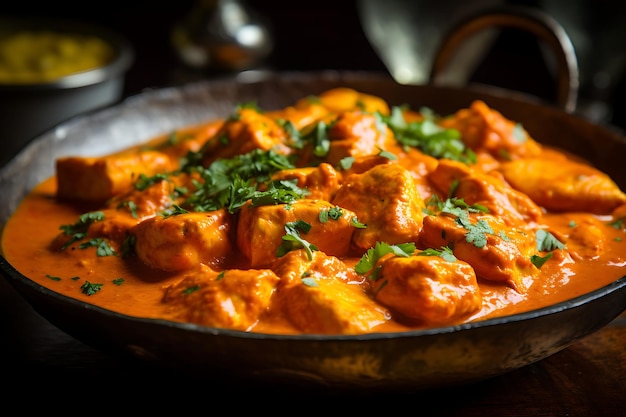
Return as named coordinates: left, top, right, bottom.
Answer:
left=276, top=220, right=318, bottom=260
left=59, top=211, right=105, bottom=251
left=378, top=106, right=476, bottom=163
left=535, top=229, right=565, bottom=251
left=418, top=246, right=457, bottom=262
left=355, top=241, right=416, bottom=276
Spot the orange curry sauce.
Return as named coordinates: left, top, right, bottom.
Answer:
left=2, top=88, right=626, bottom=335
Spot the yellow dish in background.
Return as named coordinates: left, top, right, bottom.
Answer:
left=0, top=17, right=134, bottom=167
left=0, top=30, right=115, bottom=84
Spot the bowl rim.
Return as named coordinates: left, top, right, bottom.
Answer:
left=0, top=16, right=134, bottom=90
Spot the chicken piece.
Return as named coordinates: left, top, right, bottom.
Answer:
left=162, top=264, right=280, bottom=331
left=106, top=174, right=184, bottom=216
left=613, top=202, right=626, bottom=219
left=296, top=87, right=390, bottom=115
left=237, top=199, right=358, bottom=267
left=279, top=270, right=390, bottom=334
left=264, top=101, right=330, bottom=131
left=372, top=255, right=482, bottom=325
left=56, top=149, right=176, bottom=203
left=142, top=119, right=224, bottom=161
left=332, top=163, right=425, bottom=250
left=341, top=154, right=397, bottom=176
left=419, top=212, right=538, bottom=292
left=132, top=209, right=233, bottom=272
left=270, top=162, right=342, bottom=201
left=428, top=159, right=543, bottom=226
left=79, top=208, right=140, bottom=249
left=546, top=214, right=606, bottom=261
left=498, top=157, right=626, bottom=214
left=395, top=147, right=439, bottom=181
left=339, top=152, right=436, bottom=203
left=439, top=100, right=543, bottom=160
left=321, top=110, right=397, bottom=166
left=50, top=208, right=137, bottom=254
left=78, top=178, right=188, bottom=247
left=272, top=249, right=364, bottom=286
left=202, top=108, right=293, bottom=164
left=69, top=172, right=200, bottom=249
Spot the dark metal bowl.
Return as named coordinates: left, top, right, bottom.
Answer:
left=0, top=16, right=134, bottom=167
left=1, top=71, right=625, bottom=392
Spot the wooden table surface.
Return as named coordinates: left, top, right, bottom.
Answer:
left=1, top=273, right=624, bottom=415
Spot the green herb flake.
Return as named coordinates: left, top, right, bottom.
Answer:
left=512, top=123, right=527, bottom=142
left=338, top=157, right=355, bottom=170
left=418, top=246, right=457, bottom=262
left=301, top=277, right=318, bottom=287
left=609, top=218, right=624, bottom=230
left=45, top=274, right=62, bottom=281
left=80, top=281, right=103, bottom=296
left=536, top=229, right=565, bottom=252
left=79, top=238, right=116, bottom=257
left=183, top=285, right=200, bottom=295
left=117, top=200, right=138, bottom=218
left=161, top=204, right=190, bottom=218
left=134, top=173, right=170, bottom=191
left=378, top=149, right=397, bottom=160
left=531, top=253, right=553, bottom=269
left=319, top=206, right=343, bottom=223
left=276, top=220, right=318, bottom=260
left=350, top=217, right=367, bottom=229
left=379, top=106, right=475, bottom=163
left=453, top=212, right=493, bottom=249
left=355, top=241, right=416, bottom=276
left=59, top=211, right=105, bottom=250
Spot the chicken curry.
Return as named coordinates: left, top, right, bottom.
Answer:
left=2, top=87, right=626, bottom=335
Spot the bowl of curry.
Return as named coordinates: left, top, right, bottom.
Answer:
left=1, top=71, right=625, bottom=391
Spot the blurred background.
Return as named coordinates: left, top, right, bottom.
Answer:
left=1, top=0, right=625, bottom=142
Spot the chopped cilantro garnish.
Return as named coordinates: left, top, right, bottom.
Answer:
left=249, top=179, right=310, bottom=208
left=180, top=148, right=301, bottom=213
left=531, top=253, right=553, bottom=269
left=338, top=156, right=355, bottom=170
left=536, top=229, right=565, bottom=251
left=350, top=217, right=367, bottom=228
left=276, top=220, right=318, bottom=260
left=355, top=241, right=416, bottom=276
left=418, top=246, right=457, bottom=262
left=378, top=149, right=397, bottom=160
left=79, top=238, right=116, bottom=257
left=161, top=204, right=190, bottom=218
left=305, top=121, right=331, bottom=158
left=378, top=106, right=476, bottom=163
left=46, top=274, right=62, bottom=281
left=301, top=277, right=318, bottom=287
left=609, top=217, right=624, bottom=230
left=319, top=206, right=343, bottom=223
left=183, top=285, right=200, bottom=295
left=80, top=281, right=103, bottom=296
left=59, top=211, right=105, bottom=251
left=134, top=173, right=171, bottom=191
left=512, top=123, right=527, bottom=142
